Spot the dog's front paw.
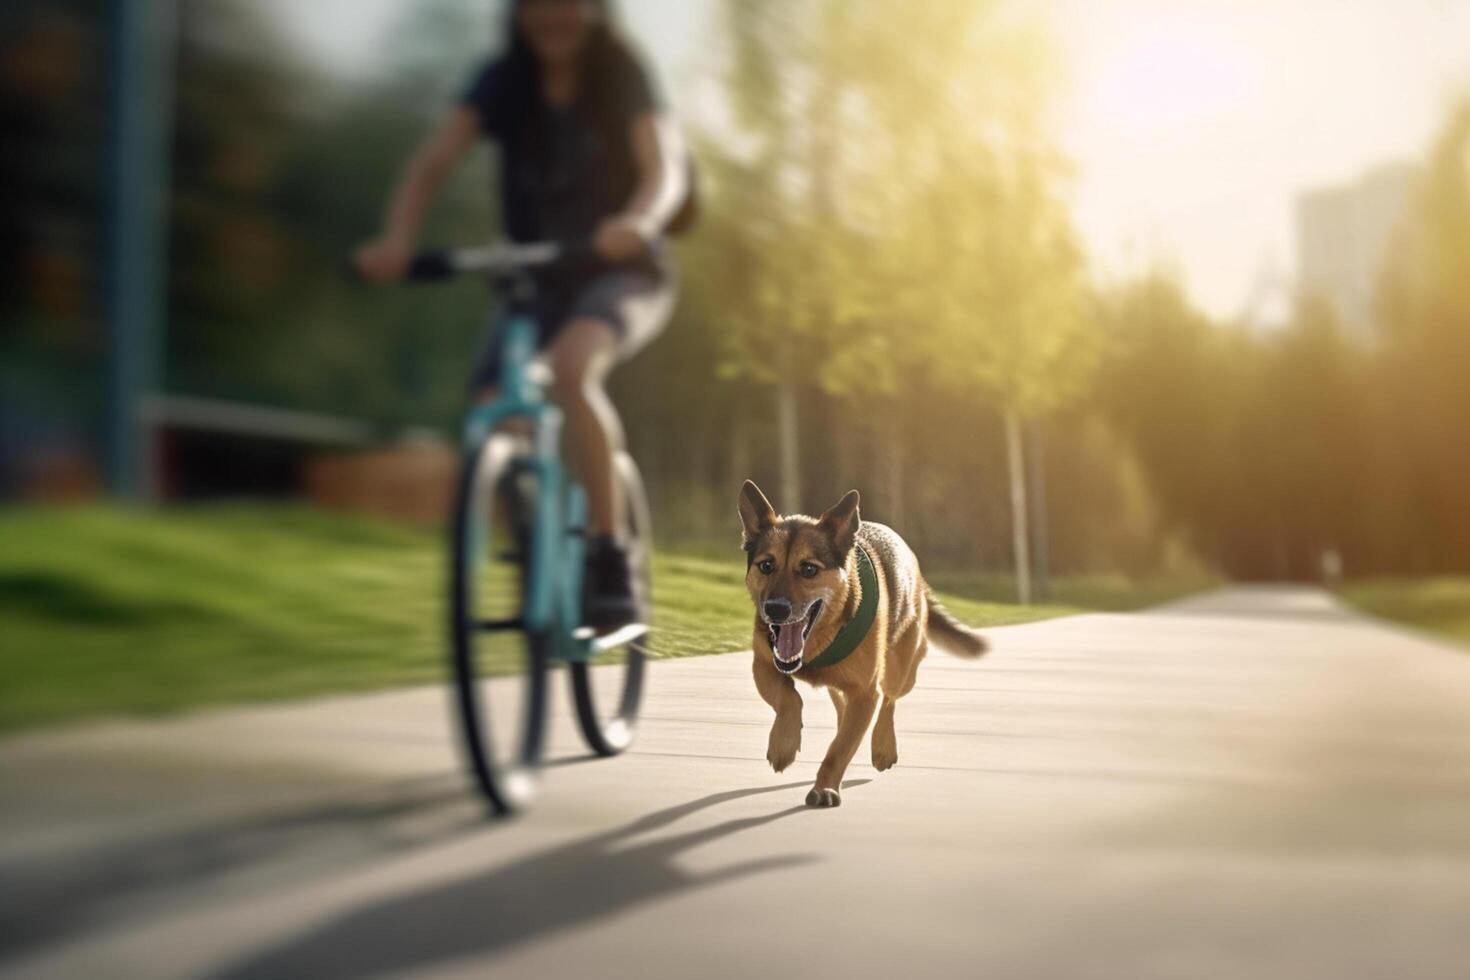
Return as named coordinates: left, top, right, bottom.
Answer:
left=767, top=721, right=800, bottom=773
left=805, top=786, right=841, bottom=808
left=871, top=743, right=897, bottom=772
left=767, top=738, right=798, bottom=773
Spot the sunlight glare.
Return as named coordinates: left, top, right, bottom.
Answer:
left=1089, top=13, right=1256, bottom=133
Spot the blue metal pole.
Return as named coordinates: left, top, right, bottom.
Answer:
left=105, top=0, right=177, bottom=500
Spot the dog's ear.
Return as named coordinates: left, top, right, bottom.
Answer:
left=738, top=480, right=778, bottom=546
left=818, top=489, right=861, bottom=556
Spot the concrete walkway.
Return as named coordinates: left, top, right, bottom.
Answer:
left=3, top=588, right=1470, bottom=979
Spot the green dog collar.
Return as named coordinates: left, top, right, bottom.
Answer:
left=804, top=544, right=878, bottom=670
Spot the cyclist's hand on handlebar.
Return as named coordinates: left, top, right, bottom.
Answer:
left=592, top=215, right=651, bottom=263
left=353, top=236, right=412, bottom=283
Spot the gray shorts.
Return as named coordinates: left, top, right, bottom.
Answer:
left=470, top=269, right=676, bottom=390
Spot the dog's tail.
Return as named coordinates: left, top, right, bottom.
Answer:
left=925, top=589, right=989, bottom=658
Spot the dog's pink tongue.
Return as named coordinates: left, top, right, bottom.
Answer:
left=775, top=622, right=805, bottom=663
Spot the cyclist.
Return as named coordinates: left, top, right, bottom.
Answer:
left=355, top=0, right=688, bottom=629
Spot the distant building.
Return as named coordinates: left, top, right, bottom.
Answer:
left=1295, top=162, right=1417, bottom=338
left=1237, top=252, right=1292, bottom=332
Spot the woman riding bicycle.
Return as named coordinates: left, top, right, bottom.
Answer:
left=355, top=0, right=687, bottom=630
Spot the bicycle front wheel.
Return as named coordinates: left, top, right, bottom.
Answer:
left=450, top=432, right=549, bottom=815
left=569, top=452, right=651, bottom=756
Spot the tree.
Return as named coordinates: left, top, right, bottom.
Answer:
left=693, top=1, right=1097, bottom=600
left=167, top=0, right=496, bottom=427
left=1375, top=98, right=1470, bottom=571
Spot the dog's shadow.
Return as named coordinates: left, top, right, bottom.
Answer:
left=210, top=778, right=870, bottom=980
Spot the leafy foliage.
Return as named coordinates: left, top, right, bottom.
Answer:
left=9, top=1, right=1470, bottom=584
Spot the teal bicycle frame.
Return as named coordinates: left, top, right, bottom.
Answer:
left=463, top=312, right=645, bottom=664
left=365, top=238, right=651, bottom=813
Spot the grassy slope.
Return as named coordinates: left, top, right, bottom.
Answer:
left=0, top=506, right=1206, bottom=732
left=1339, top=578, right=1470, bottom=648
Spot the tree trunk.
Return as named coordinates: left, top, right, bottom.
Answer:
left=729, top=410, right=752, bottom=492
left=777, top=380, right=802, bottom=508
left=1005, top=409, right=1033, bottom=605
left=885, top=409, right=906, bottom=530
left=1027, top=417, right=1050, bottom=602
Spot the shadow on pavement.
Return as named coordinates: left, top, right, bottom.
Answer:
left=0, top=773, right=482, bottom=961
left=210, top=778, right=869, bottom=980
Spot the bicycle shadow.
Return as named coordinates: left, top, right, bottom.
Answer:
left=0, top=773, right=482, bottom=961
left=211, top=778, right=869, bottom=980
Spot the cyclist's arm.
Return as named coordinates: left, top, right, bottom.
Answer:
left=618, top=112, right=688, bottom=240
left=356, top=107, right=479, bottom=281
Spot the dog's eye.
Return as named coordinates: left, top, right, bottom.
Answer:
left=798, top=562, right=820, bottom=578
left=757, top=558, right=775, bottom=575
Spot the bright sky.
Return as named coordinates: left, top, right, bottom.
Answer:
left=271, top=0, right=1470, bottom=320
left=1045, top=0, right=1470, bottom=317
left=261, top=0, right=704, bottom=85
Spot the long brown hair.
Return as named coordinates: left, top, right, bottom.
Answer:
left=499, top=0, right=637, bottom=131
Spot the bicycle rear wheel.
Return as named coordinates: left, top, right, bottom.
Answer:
left=450, top=433, right=549, bottom=815
left=569, top=452, right=651, bottom=756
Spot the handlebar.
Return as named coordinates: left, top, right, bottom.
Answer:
left=347, top=240, right=591, bottom=285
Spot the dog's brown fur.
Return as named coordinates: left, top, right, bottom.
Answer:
left=739, top=480, right=987, bottom=808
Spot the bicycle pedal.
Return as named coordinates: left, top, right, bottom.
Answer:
left=577, top=622, right=650, bottom=652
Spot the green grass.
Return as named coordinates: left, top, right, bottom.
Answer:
left=924, top=569, right=1214, bottom=624
left=1339, top=578, right=1470, bottom=647
left=0, top=505, right=1207, bottom=733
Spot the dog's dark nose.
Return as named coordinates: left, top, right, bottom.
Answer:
left=763, top=598, right=792, bottom=623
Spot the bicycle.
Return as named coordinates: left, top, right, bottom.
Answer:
left=379, top=241, right=653, bottom=816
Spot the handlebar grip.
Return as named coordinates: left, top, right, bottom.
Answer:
left=406, top=251, right=455, bottom=282
left=346, top=240, right=595, bottom=286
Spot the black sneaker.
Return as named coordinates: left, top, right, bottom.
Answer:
left=582, top=536, right=639, bottom=632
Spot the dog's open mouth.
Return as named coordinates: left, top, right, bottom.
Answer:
left=768, top=600, right=823, bottom=674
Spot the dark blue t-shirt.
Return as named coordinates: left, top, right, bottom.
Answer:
left=459, top=49, right=661, bottom=250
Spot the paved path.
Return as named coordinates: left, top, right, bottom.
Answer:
left=3, top=588, right=1470, bottom=979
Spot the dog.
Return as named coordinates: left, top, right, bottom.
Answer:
left=739, top=480, right=989, bottom=808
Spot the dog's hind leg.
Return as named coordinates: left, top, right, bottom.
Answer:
left=871, top=697, right=898, bottom=771
left=873, top=630, right=925, bottom=772
left=754, top=653, right=803, bottom=773
left=809, top=688, right=879, bottom=807
left=888, top=631, right=927, bottom=701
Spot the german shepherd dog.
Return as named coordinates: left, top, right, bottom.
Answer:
left=739, top=481, right=988, bottom=807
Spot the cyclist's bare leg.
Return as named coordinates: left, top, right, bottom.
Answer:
left=466, top=387, right=530, bottom=535
left=546, top=318, right=623, bottom=538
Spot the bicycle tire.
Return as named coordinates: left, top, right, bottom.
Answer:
left=569, top=452, right=651, bottom=756
left=449, top=433, right=550, bottom=815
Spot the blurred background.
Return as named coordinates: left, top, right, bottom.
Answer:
left=4, top=0, right=1470, bottom=729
